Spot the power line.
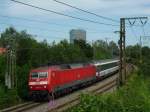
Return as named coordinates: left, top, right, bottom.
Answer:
left=0, top=24, right=67, bottom=40
left=0, top=23, right=68, bottom=40
left=53, top=0, right=119, bottom=23
left=0, top=22, right=67, bottom=33
left=0, top=23, right=115, bottom=42
left=128, top=26, right=139, bottom=42
left=0, top=15, right=116, bottom=33
left=10, top=0, right=119, bottom=27
left=0, top=21, right=115, bottom=35
left=140, top=23, right=146, bottom=37
left=0, top=15, right=72, bottom=28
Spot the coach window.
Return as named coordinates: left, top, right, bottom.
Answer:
left=101, top=62, right=117, bottom=71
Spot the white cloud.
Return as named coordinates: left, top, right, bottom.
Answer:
left=5, top=0, right=150, bottom=20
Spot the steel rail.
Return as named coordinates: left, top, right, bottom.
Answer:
left=47, top=74, right=117, bottom=112
left=1, top=102, right=42, bottom=112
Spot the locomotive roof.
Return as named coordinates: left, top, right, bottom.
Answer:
left=31, top=59, right=119, bottom=71
left=31, top=65, right=59, bottom=71
left=31, top=63, right=91, bottom=71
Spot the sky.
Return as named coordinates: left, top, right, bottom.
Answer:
left=0, top=0, right=150, bottom=46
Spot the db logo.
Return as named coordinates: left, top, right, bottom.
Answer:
left=77, top=74, right=80, bottom=78
left=52, top=73, right=55, bottom=77
left=36, top=79, right=40, bottom=81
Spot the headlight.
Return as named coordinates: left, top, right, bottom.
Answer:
left=44, top=86, right=47, bottom=88
left=30, top=86, right=32, bottom=89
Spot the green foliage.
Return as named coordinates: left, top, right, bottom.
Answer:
left=69, top=74, right=150, bottom=112
left=93, top=40, right=111, bottom=60
left=0, top=85, right=21, bottom=109
left=109, top=41, right=119, bottom=57
left=126, top=45, right=150, bottom=76
left=16, top=64, right=31, bottom=99
left=0, top=55, right=6, bottom=84
left=93, top=40, right=119, bottom=60
left=74, top=40, right=93, bottom=61
left=139, top=47, right=150, bottom=75
left=0, top=27, right=119, bottom=105
left=126, top=45, right=141, bottom=64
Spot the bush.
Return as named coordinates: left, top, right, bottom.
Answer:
left=16, top=64, right=31, bottom=100
left=69, top=74, right=150, bottom=112
left=0, top=85, right=21, bottom=109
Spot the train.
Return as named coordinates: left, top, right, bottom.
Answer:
left=28, top=59, right=119, bottom=100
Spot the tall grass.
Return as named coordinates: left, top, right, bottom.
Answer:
left=69, top=74, right=150, bottom=112
left=0, top=85, right=21, bottom=109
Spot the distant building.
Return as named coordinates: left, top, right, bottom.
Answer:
left=70, top=29, right=86, bottom=44
left=0, top=48, right=6, bottom=55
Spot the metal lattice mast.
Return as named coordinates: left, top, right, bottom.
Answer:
left=119, top=17, right=148, bottom=86
left=5, top=38, right=16, bottom=89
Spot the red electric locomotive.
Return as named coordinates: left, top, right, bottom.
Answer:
left=28, top=63, right=96, bottom=100
left=28, top=59, right=119, bottom=100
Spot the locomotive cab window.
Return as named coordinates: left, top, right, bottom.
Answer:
left=31, top=72, right=38, bottom=78
left=39, top=72, right=48, bottom=78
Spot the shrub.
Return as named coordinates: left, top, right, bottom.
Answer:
left=0, top=85, right=21, bottom=109
left=69, top=74, right=150, bottom=112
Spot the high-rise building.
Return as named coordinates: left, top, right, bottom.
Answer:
left=70, top=29, right=86, bottom=43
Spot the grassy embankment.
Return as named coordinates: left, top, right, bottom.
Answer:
left=0, top=85, right=21, bottom=109
left=69, top=73, right=150, bottom=112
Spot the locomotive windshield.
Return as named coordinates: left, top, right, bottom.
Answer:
left=31, top=72, right=38, bottom=78
left=39, top=72, right=48, bottom=78
left=31, top=72, right=48, bottom=78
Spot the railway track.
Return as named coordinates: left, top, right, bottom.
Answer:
left=0, top=64, right=134, bottom=112
left=47, top=74, right=117, bottom=112
left=0, top=74, right=118, bottom=112
left=48, top=64, right=134, bottom=112
left=0, top=102, right=42, bottom=112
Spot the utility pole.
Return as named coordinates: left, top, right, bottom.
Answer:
left=119, top=18, right=126, bottom=85
left=119, top=17, right=148, bottom=86
left=5, top=38, right=16, bottom=89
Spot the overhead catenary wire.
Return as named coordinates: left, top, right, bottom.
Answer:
left=0, top=23, right=68, bottom=40
left=0, top=15, right=117, bottom=33
left=0, top=27, right=67, bottom=40
left=10, top=0, right=119, bottom=27
left=0, top=21, right=115, bottom=35
left=0, top=15, right=71, bottom=27
left=0, top=22, right=68, bottom=33
left=0, top=22, right=114, bottom=43
left=140, top=18, right=148, bottom=36
left=141, top=26, right=146, bottom=36
left=52, top=0, right=119, bottom=23
left=128, top=26, right=139, bottom=41
left=0, top=22, right=114, bottom=41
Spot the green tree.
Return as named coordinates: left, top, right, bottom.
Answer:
left=93, top=40, right=111, bottom=60
left=109, top=41, right=119, bottom=57
left=74, top=39, right=93, bottom=61
left=0, top=55, right=6, bottom=85
left=0, top=27, right=119, bottom=101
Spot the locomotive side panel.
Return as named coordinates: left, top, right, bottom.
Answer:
left=50, top=65, right=96, bottom=92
